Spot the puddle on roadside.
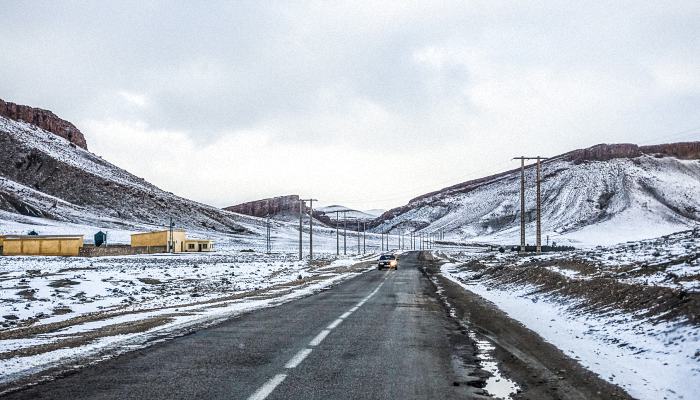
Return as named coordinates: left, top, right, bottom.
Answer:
left=468, top=331, right=519, bottom=399
left=428, top=272, right=519, bottom=399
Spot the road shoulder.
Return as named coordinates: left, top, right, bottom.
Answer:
left=419, top=253, right=633, bottom=400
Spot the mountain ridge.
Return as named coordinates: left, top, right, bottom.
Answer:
left=370, top=141, right=700, bottom=245
left=0, top=115, right=250, bottom=234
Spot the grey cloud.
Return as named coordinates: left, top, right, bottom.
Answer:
left=1, top=1, right=699, bottom=146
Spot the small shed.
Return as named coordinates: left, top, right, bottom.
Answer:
left=94, top=231, right=107, bottom=247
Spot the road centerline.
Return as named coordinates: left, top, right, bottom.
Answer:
left=284, top=348, right=313, bottom=369
left=246, top=272, right=389, bottom=399
left=246, top=373, right=288, bottom=400
left=309, top=329, right=331, bottom=347
left=327, top=318, right=344, bottom=330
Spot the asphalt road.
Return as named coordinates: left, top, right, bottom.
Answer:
left=3, top=252, right=487, bottom=400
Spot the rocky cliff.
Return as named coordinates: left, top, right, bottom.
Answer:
left=0, top=98, right=88, bottom=149
left=224, top=196, right=339, bottom=227
left=225, top=195, right=307, bottom=217
left=564, top=142, right=700, bottom=163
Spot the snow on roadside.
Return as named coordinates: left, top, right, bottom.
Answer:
left=441, top=262, right=700, bottom=400
left=0, top=251, right=376, bottom=386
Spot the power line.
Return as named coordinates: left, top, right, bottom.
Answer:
left=638, top=125, right=700, bottom=145
left=336, top=159, right=514, bottom=206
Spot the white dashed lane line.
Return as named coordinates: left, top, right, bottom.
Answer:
left=284, top=348, right=313, bottom=369
left=246, top=271, right=391, bottom=400
left=309, top=329, right=331, bottom=347
left=326, top=318, right=343, bottom=330
left=247, top=374, right=288, bottom=400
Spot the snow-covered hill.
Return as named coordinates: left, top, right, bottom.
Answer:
left=0, top=114, right=379, bottom=252
left=363, top=209, right=386, bottom=218
left=0, top=115, right=255, bottom=235
left=317, top=205, right=377, bottom=221
left=370, top=143, right=700, bottom=246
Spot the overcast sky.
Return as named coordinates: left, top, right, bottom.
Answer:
left=1, top=1, right=699, bottom=210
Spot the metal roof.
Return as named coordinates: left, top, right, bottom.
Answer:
left=1, top=235, right=84, bottom=240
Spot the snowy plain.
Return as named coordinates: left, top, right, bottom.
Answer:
left=439, top=232, right=700, bottom=400
left=0, top=209, right=386, bottom=389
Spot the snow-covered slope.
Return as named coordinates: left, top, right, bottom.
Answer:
left=363, top=209, right=386, bottom=218
left=371, top=143, right=700, bottom=246
left=317, top=205, right=377, bottom=221
left=0, top=116, right=253, bottom=234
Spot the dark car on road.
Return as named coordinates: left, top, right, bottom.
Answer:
left=377, top=254, right=398, bottom=270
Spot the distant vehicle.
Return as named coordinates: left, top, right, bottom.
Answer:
left=377, top=254, right=398, bottom=270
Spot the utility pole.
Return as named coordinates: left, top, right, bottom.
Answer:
left=335, top=211, right=340, bottom=255
left=343, top=211, right=347, bottom=255
left=301, top=198, right=318, bottom=261
left=298, top=199, right=304, bottom=260
left=266, top=215, right=271, bottom=254
left=536, top=157, right=542, bottom=253
left=169, top=217, right=174, bottom=253
left=265, top=200, right=271, bottom=254
left=513, top=156, right=549, bottom=253
left=356, top=219, right=360, bottom=255
left=362, top=221, right=366, bottom=254
left=309, top=199, right=314, bottom=260
left=513, top=157, right=526, bottom=252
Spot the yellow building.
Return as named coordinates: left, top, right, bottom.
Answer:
left=1, top=235, right=84, bottom=256
left=130, top=230, right=215, bottom=253
left=184, top=239, right=215, bottom=252
left=130, top=229, right=187, bottom=252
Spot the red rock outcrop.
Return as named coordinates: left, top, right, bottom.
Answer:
left=564, top=142, right=700, bottom=163
left=225, top=195, right=306, bottom=217
left=641, top=142, right=700, bottom=160
left=0, top=98, right=88, bottom=149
